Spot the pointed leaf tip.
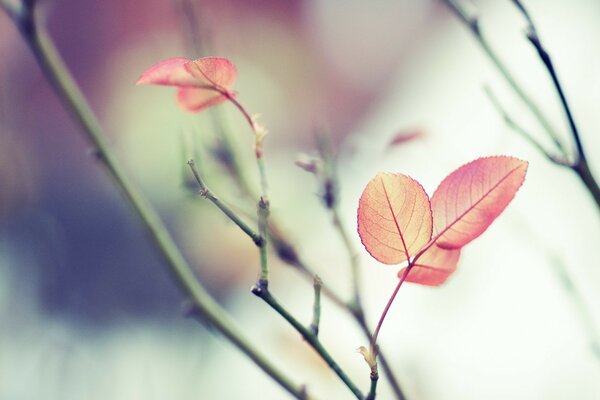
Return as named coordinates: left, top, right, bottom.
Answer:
left=357, top=172, right=433, bottom=265
left=136, top=57, right=196, bottom=86
left=431, top=156, right=528, bottom=249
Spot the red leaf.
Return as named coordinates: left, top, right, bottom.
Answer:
left=399, top=245, right=460, bottom=286
left=357, top=173, right=433, bottom=265
left=431, top=156, right=527, bottom=249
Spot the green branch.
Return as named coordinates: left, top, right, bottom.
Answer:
left=309, top=275, right=322, bottom=336
left=251, top=281, right=364, bottom=400
left=2, top=3, right=310, bottom=399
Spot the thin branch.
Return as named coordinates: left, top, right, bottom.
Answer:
left=309, top=275, right=322, bottom=336
left=484, top=86, right=568, bottom=165
left=294, top=135, right=407, bottom=400
left=251, top=282, right=365, bottom=400
left=366, top=371, right=379, bottom=400
left=440, top=0, right=567, bottom=158
left=3, top=4, right=310, bottom=399
left=511, top=0, right=600, bottom=209
left=187, top=160, right=263, bottom=245
left=258, top=197, right=270, bottom=283
left=514, top=1, right=582, bottom=161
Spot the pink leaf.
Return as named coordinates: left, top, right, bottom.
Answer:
left=357, top=173, right=433, bottom=265
left=184, top=57, right=237, bottom=91
left=399, top=245, right=460, bottom=286
left=431, top=156, right=528, bottom=249
left=135, top=58, right=198, bottom=87
left=388, top=130, right=423, bottom=147
left=136, top=57, right=238, bottom=113
left=176, top=87, right=232, bottom=113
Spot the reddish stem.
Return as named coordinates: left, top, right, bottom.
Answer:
left=371, top=264, right=412, bottom=353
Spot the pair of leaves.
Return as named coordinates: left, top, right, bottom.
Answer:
left=357, top=156, right=528, bottom=286
left=136, top=57, right=237, bottom=112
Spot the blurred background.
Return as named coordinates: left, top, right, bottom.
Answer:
left=1, top=0, right=600, bottom=399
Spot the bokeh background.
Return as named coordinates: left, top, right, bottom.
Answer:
left=1, top=0, right=600, bottom=399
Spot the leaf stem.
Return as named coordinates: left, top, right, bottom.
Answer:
left=371, top=266, right=411, bottom=353
left=251, top=281, right=365, bottom=400
left=313, top=134, right=406, bottom=399
left=4, top=4, right=310, bottom=399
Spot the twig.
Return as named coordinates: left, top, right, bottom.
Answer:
left=312, top=133, right=406, bottom=400
left=442, top=0, right=600, bottom=210
left=187, top=160, right=263, bottom=245
left=511, top=0, right=600, bottom=209
left=258, top=196, right=270, bottom=283
left=175, top=4, right=406, bottom=398
left=484, top=86, right=568, bottom=165
left=366, top=370, right=379, bottom=400
left=251, top=281, right=365, bottom=400
left=1, top=3, right=310, bottom=398
left=440, top=0, right=567, bottom=158
left=309, top=275, right=322, bottom=336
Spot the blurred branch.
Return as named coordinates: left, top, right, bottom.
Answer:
left=484, top=86, right=568, bottom=165
left=513, top=215, right=600, bottom=363
left=251, top=281, right=365, bottom=400
left=1, top=2, right=311, bottom=398
left=309, top=133, right=407, bottom=400
left=315, top=134, right=363, bottom=310
left=550, top=258, right=600, bottom=361
left=176, top=3, right=407, bottom=398
left=310, top=275, right=322, bottom=336
left=0, top=0, right=19, bottom=20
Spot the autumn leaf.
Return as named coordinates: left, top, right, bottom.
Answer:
left=398, top=245, right=461, bottom=286
left=136, top=57, right=237, bottom=112
left=431, top=156, right=528, bottom=249
left=357, top=173, right=432, bottom=265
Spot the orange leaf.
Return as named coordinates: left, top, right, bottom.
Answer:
left=357, top=173, right=432, bottom=265
left=431, top=156, right=527, bottom=249
left=399, top=245, right=460, bottom=286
